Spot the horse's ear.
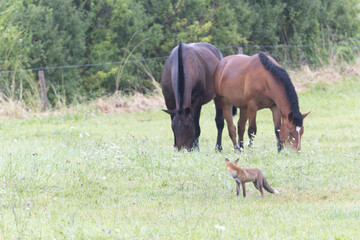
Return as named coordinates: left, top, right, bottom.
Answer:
left=163, top=109, right=176, bottom=116
left=225, top=158, right=230, bottom=162
left=184, top=107, right=191, bottom=115
left=235, top=159, right=239, bottom=164
left=288, top=112, right=294, bottom=122
left=302, top=111, right=311, bottom=119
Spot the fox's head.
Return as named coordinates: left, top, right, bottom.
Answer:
left=225, top=158, right=239, bottom=168
left=225, top=158, right=240, bottom=178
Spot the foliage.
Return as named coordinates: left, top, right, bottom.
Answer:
left=18, top=0, right=89, bottom=103
left=0, top=0, right=359, bottom=106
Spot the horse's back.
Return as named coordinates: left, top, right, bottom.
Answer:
left=162, top=42, right=222, bottom=110
left=188, top=42, right=223, bottom=61
left=214, top=53, right=273, bottom=108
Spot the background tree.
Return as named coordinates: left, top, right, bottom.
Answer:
left=15, top=0, right=89, bottom=104
left=0, top=0, right=359, bottom=107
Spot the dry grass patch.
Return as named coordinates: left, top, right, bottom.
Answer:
left=291, top=61, right=360, bottom=92
left=1, top=59, right=359, bottom=117
left=0, top=99, right=33, bottom=119
left=95, top=92, right=165, bottom=114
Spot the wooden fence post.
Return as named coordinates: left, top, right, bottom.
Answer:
left=38, top=70, right=47, bottom=111
left=238, top=46, right=244, bottom=54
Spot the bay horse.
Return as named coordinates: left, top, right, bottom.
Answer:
left=162, top=41, right=224, bottom=150
left=213, top=52, right=310, bottom=152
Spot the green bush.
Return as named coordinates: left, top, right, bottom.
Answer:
left=0, top=0, right=359, bottom=106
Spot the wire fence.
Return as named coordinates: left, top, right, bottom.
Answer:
left=1, top=39, right=358, bottom=74
left=0, top=56, right=169, bottom=74
left=0, top=38, right=358, bottom=109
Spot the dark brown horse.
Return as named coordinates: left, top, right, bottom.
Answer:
left=162, top=41, right=224, bottom=150
left=213, top=52, right=310, bottom=152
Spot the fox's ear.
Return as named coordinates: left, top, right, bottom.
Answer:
left=235, top=159, right=239, bottom=164
left=225, top=158, right=230, bottom=162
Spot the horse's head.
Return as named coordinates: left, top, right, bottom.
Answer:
left=279, top=111, right=310, bottom=152
left=164, top=107, right=195, bottom=150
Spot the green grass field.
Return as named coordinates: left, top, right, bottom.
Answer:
left=1, top=77, right=360, bottom=239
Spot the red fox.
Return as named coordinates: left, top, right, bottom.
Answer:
left=225, top=158, right=279, bottom=197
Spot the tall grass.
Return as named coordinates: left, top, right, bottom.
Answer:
left=0, top=76, right=359, bottom=239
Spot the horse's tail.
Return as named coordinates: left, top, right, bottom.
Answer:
left=258, top=52, right=303, bottom=126
left=178, top=41, right=185, bottom=110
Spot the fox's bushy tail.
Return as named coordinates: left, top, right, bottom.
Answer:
left=263, top=178, right=279, bottom=194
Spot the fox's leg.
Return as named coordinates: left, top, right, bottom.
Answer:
left=253, top=180, right=264, bottom=196
left=258, top=178, right=264, bottom=196
left=236, top=181, right=240, bottom=196
left=253, top=180, right=259, bottom=190
left=241, top=182, right=246, bottom=197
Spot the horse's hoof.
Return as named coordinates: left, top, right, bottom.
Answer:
left=277, top=145, right=284, bottom=153
left=234, top=144, right=244, bottom=152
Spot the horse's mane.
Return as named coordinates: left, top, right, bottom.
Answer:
left=258, top=52, right=303, bottom=126
left=178, top=41, right=185, bottom=113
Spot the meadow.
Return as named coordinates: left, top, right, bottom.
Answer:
left=0, top=76, right=360, bottom=239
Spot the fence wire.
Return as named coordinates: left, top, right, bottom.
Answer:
left=0, top=40, right=357, bottom=74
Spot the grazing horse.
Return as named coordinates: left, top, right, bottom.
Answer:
left=213, top=52, right=310, bottom=152
left=162, top=41, right=224, bottom=150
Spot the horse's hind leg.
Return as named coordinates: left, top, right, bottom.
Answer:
left=237, top=109, right=247, bottom=150
left=271, top=106, right=283, bottom=152
left=221, top=99, right=238, bottom=149
left=214, top=97, right=224, bottom=151
left=247, top=102, right=258, bottom=147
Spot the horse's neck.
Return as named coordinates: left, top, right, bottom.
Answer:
left=268, top=77, right=292, bottom=118
left=276, top=99, right=292, bottom=119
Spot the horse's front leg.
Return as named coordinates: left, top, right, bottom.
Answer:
left=170, top=115, right=176, bottom=147
left=214, top=96, right=224, bottom=151
left=237, top=108, right=247, bottom=150
left=247, top=103, right=258, bottom=147
left=271, top=106, right=283, bottom=152
left=192, top=103, right=202, bottom=149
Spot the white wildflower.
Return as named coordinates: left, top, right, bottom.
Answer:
left=214, top=225, right=225, bottom=231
